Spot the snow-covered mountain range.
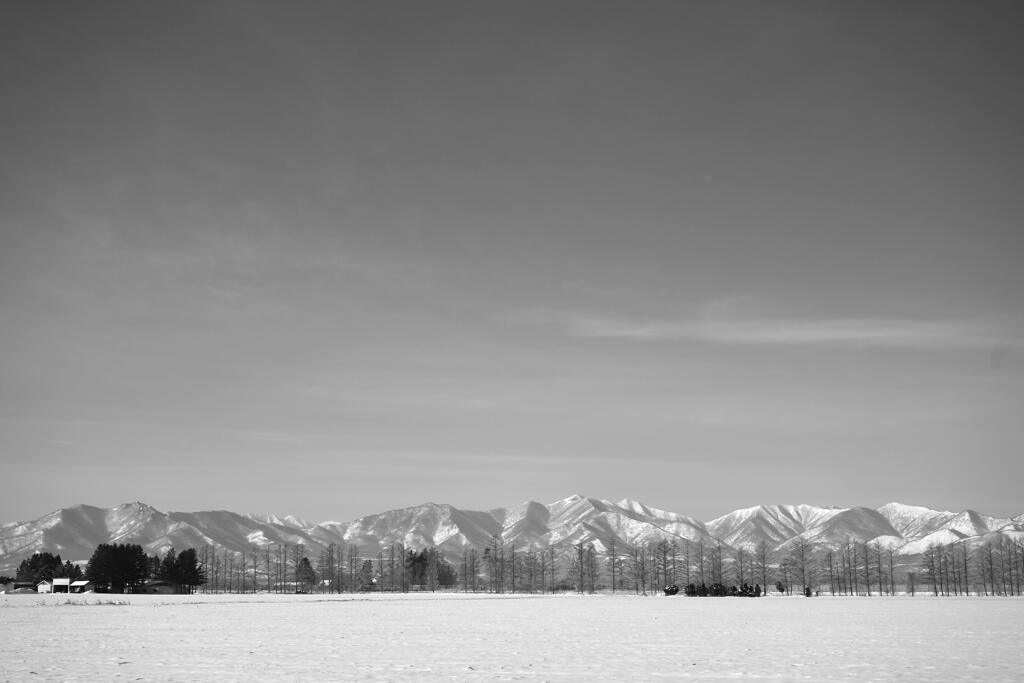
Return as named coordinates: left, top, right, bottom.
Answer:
left=2, top=496, right=1021, bottom=573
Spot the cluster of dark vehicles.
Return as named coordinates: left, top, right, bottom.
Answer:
left=663, top=582, right=763, bottom=597
left=664, top=582, right=818, bottom=597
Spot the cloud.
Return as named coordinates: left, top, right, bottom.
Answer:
left=518, top=310, right=1022, bottom=350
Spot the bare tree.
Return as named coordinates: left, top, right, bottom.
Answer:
left=537, top=547, right=548, bottom=594
left=224, top=549, right=234, bottom=592
left=869, top=542, right=884, bottom=596
left=347, top=544, right=359, bottom=594
left=981, top=539, right=1003, bottom=595
left=844, top=541, right=856, bottom=595
left=509, top=544, right=516, bottom=594
left=922, top=543, right=941, bottom=596
left=574, top=542, right=586, bottom=594
left=607, top=537, right=619, bottom=593
left=626, top=540, right=643, bottom=593
left=710, top=541, right=723, bottom=586
left=239, top=551, right=248, bottom=593
left=466, top=547, right=479, bottom=593
left=697, top=540, right=706, bottom=588
left=959, top=543, right=971, bottom=596
left=250, top=547, right=259, bottom=594
left=887, top=547, right=897, bottom=596
left=392, top=542, right=407, bottom=592
left=1014, top=538, right=1024, bottom=596
left=787, top=537, right=815, bottom=594
left=525, top=547, right=540, bottom=593
left=426, top=548, right=439, bottom=592
left=486, top=535, right=505, bottom=593
left=778, top=555, right=793, bottom=595
left=860, top=543, right=871, bottom=596
left=754, top=540, right=770, bottom=594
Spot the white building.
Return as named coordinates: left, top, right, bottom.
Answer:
left=36, top=578, right=72, bottom=593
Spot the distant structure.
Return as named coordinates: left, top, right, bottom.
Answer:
left=37, top=578, right=71, bottom=594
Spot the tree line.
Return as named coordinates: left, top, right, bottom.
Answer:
left=7, top=534, right=1022, bottom=596
left=448, top=533, right=1024, bottom=597
left=916, top=536, right=1023, bottom=597
left=189, top=542, right=459, bottom=594
left=84, top=544, right=207, bottom=593
left=6, top=545, right=208, bottom=594
left=11, top=551, right=84, bottom=586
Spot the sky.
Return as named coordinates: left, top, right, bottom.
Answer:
left=2, top=1, right=1022, bottom=524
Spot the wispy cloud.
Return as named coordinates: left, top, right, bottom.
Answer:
left=514, top=310, right=1022, bottom=350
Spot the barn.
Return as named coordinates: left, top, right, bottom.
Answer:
left=37, top=578, right=72, bottom=594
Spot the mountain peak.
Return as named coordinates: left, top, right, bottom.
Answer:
left=3, top=497, right=1020, bottom=574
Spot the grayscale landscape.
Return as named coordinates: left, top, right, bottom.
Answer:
left=2, top=0, right=1021, bottom=680
left=2, top=496, right=1022, bottom=580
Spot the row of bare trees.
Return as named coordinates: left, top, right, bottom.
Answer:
left=753, top=535, right=1023, bottom=597
left=195, top=542, right=462, bottom=593
left=197, top=542, right=374, bottom=593
left=189, top=534, right=1024, bottom=596
left=919, top=537, right=1024, bottom=596
left=465, top=534, right=1024, bottom=597
left=453, top=536, right=764, bottom=596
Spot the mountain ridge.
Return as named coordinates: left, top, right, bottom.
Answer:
left=2, top=497, right=1021, bottom=573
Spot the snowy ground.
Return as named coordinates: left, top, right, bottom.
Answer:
left=1, top=593, right=1021, bottom=681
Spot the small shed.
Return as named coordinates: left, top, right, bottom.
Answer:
left=70, top=580, right=93, bottom=593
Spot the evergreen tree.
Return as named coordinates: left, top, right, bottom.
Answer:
left=406, top=549, right=429, bottom=585
left=404, top=548, right=456, bottom=589
left=358, top=559, right=375, bottom=590
left=58, top=560, right=83, bottom=581
left=16, top=552, right=66, bottom=584
left=159, top=547, right=178, bottom=582
left=295, top=556, right=316, bottom=592
left=174, top=548, right=207, bottom=593
left=85, top=543, right=149, bottom=593
left=147, top=554, right=161, bottom=579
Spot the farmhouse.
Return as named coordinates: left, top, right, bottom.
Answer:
left=37, top=578, right=72, bottom=594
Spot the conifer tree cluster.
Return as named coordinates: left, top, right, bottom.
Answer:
left=78, top=544, right=206, bottom=593
left=150, top=547, right=207, bottom=593
left=16, top=552, right=83, bottom=585
left=405, top=548, right=457, bottom=589
left=84, top=544, right=150, bottom=593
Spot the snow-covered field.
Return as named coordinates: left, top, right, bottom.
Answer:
left=1, top=593, right=1021, bottom=681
